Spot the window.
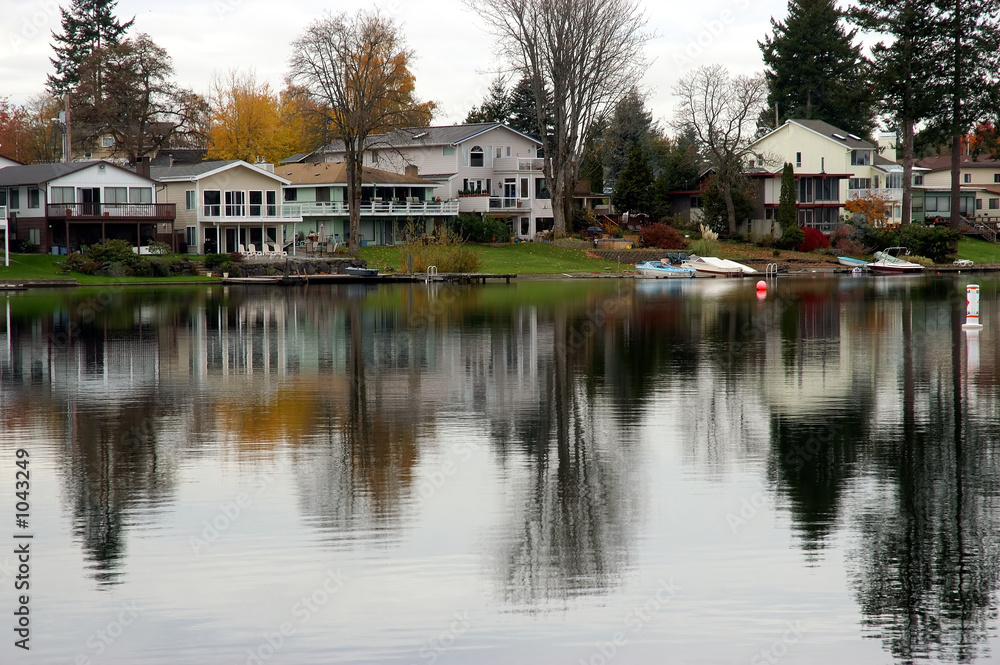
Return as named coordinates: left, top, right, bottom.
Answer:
left=266, top=191, right=277, bottom=216
left=185, top=190, right=196, bottom=210
left=370, top=150, right=379, bottom=165
left=495, top=146, right=503, bottom=159
left=848, top=177, right=872, bottom=190
left=101, top=135, right=114, bottom=148
left=506, top=146, right=511, bottom=157
left=442, top=146, right=456, bottom=156
left=995, top=174, right=1000, bottom=183
left=129, top=187, right=151, bottom=203
left=28, top=188, right=40, bottom=209
left=796, top=152, right=802, bottom=167
left=9, top=188, right=19, bottom=209
left=0, top=189, right=6, bottom=207
left=470, top=145, right=484, bottom=167
left=535, top=178, right=550, bottom=199
left=284, top=188, right=297, bottom=202
left=186, top=226, right=197, bottom=247
left=963, top=173, right=972, bottom=183
left=798, top=178, right=813, bottom=203
left=203, top=190, right=221, bottom=216
left=29, top=228, right=39, bottom=245
left=249, top=190, right=263, bottom=216
left=976, top=198, right=983, bottom=209
left=520, top=177, right=528, bottom=198
left=691, top=196, right=703, bottom=209
left=51, top=187, right=74, bottom=204
left=850, top=150, right=871, bottom=166
left=990, top=198, right=999, bottom=209
left=914, top=174, right=924, bottom=185
left=765, top=208, right=776, bottom=220
left=104, top=187, right=127, bottom=203
left=886, top=172, right=902, bottom=189
left=225, top=190, right=245, bottom=216
left=925, top=196, right=937, bottom=212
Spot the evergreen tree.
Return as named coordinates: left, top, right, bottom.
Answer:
left=611, top=144, right=652, bottom=215
left=760, top=0, right=875, bottom=138
left=578, top=137, right=604, bottom=194
left=465, top=76, right=512, bottom=125
left=850, top=0, right=937, bottom=225
left=922, top=0, right=1000, bottom=228
left=778, top=163, right=797, bottom=231
left=601, top=88, right=655, bottom=189
left=48, top=0, right=134, bottom=95
left=507, top=77, right=552, bottom=139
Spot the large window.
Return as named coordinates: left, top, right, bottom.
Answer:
left=9, top=188, right=19, bottom=210
left=225, top=190, right=245, bottom=217
left=535, top=178, right=550, bottom=199
left=848, top=177, right=872, bottom=191
left=105, top=187, right=127, bottom=204
left=185, top=190, right=196, bottom=210
left=28, top=188, right=40, bottom=209
left=266, top=191, right=277, bottom=216
left=249, top=190, right=263, bottom=216
left=470, top=145, right=484, bottom=167
left=203, top=190, right=221, bottom=217
left=850, top=150, right=871, bottom=166
left=284, top=189, right=298, bottom=202
left=51, top=187, right=74, bottom=204
left=129, top=187, right=152, bottom=203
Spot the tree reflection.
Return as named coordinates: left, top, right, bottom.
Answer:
left=489, top=297, right=640, bottom=605
left=849, top=292, right=1000, bottom=662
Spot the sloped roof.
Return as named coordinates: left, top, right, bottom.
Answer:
left=790, top=119, right=875, bottom=149
left=0, top=161, right=143, bottom=187
left=279, top=152, right=311, bottom=165
left=149, top=160, right=240, bottom=180
left=316, top=122, right=542, bottom=155
left=916, top=155, right=1000, bottom=171
left=279, top=162, right=437, bottom=186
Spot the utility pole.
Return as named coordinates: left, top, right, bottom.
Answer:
left=64, top=94, right=72, bottom=163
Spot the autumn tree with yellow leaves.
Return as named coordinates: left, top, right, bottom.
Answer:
left=206, top=70, right=296, bottom=165
left=289, top=10, right=435, bottom=255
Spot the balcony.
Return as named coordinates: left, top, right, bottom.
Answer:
left=848, top=188, right=903, bottom=201
left=489, top=197, right=525, bottom=210
left=47, top=202, right=176, bottom=221
left=294, top=200, right=459, bottom=217
left=200, top=205, right=302, bottom=222
left=492, top=157, right=546, bottom=172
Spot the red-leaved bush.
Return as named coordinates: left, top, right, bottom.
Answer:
left=795, top=227, right=831, bottom=253
left=640, top=223, right=685, bottom=249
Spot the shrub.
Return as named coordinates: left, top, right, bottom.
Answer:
left=17, top=241, right=39, bottom=253
left=898, top=224, right=960, bottom=263
left=640, top=223, right=685, bottom=249
left=776, top=225, right=804, bottom=250
left=834, top=237, right=869, bottom=257
left=688, top=238, right=717, bottom=256
left=204, top=253, right=232, bottom=271
left=408, top=245, right=481, bottom=272
left=795, top=227, right=831, bottom=253
left=146, top=240, right=171, bottom=255
left=451, top=213, right=512, bottom=243
left=86, top=239, right=136, bottom=264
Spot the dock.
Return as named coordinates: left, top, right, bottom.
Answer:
left=220, top=273, right=517, bottom=286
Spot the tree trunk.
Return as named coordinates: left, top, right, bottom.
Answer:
left=901, top=116, right=913, bottom=225
left=723, top=180, right=737, bottom=236
left=950, top=132, right=962, bottom=230
left=950, top=0, right=962, bottom=231
left=347, top=150, right=361, bottom=256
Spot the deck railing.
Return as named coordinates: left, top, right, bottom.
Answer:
left=47, top=202, right=176, bottom=220
left=294, top=200, right=459, bottom=216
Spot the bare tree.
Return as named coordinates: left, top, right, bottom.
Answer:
left=673, top=65, right=767, bottom=236
left=288, top=11, right=433, bottom=256
left=473, top=0, right=648, bottom=236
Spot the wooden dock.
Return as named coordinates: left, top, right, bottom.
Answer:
left=220, top=273, right=517, bottom=286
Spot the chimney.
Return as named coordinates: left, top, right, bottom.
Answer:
left=404, top=164, right=418, bottom=178
left=136, top=156, right=150, bottom=179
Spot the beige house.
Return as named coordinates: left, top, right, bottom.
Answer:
left=151, top=160, right=301, bottom=254
left=914, top=156, right=1000, bottom=223
left=304, top=123, right=554, bottom=239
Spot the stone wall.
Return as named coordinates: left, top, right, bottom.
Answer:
left=224, top=257, right=366, bottom=278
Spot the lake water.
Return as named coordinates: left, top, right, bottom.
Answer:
left=1, top=276, right=999, bottom=664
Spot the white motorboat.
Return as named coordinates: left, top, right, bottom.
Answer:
left=869, top=247, right=924, bottom=275
left=680, top=255, right=758, bottom=277
left=634, top=260, right=696, bottom=278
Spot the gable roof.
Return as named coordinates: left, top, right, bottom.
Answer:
left=315, top=122, right=542, bottom=156
left=150, top=160, right=290, bottom=185
left=279, top=162, right=437, bottom=187
left=0, top=161, right=151, bottom=187
left=916, top=155, right=1000, bottom=171
left=789, top=119, right=875, bottom=150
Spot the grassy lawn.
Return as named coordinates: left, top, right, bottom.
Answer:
left=0, top=253, right=217, bottom=284
left=360, top=242, right=625, bottom=274
left=956, top=237, right=1000, bottom=264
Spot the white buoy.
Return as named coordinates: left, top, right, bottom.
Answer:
left=962, top=284, right=983, bottom=330
left=967, top=329, right=981, bottom=374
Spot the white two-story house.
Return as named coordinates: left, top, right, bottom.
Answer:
left=746, top=119, right=904, bottom=234
left=305, top=123, right=554, bottom=239
left=151, top=160, right=301, bottom=254
left=0, top=160, right=175, bottom=253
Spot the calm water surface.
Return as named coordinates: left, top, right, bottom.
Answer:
left=1, top=276, right=999, bottom=664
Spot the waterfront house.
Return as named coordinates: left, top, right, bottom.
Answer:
left=746, top=119, right=901, bottom=234
left=0, top=160, right=174, bottom=253
left=278, top=162, right=456, bottom=246
left=307, top=122, right=554, bottom=239
left=151, top=160, right=301, bottom=254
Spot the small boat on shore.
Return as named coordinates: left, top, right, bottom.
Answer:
left=680, top=255, right=757, bottom=277
left=837, top=256, right=870, bottom=269
left=869, top=247, right=924, bottom=275
left=345, top=266, right=379, bottom=277
left=635, top=260, right=696, bottom=279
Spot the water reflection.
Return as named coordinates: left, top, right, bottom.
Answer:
left=0, top=278, right=999, bottom=662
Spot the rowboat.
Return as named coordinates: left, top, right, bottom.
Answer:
left=634, top=260, right=696, bottom=278
left=345, top=266, right=379, bottom=277
left=837, top=256, right=869, bottom=269
left=869, top=247, right=924, bottom=275
left=680, top=255, right=757, bottom=276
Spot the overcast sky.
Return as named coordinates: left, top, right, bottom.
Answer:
left=3, top=0, right=804, bottom=128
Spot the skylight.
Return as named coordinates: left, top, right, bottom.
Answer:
left=413, top=132, right=428, bottom=139
left=832, top=133, right=847, bottom=140
left=849, top=133, right=862, bottom=140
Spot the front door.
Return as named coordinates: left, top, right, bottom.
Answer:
left=78, top=187, right=100, bottom=216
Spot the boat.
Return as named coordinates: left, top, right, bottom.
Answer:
left=837, top=256, right=870, bottom=269
left=869, top=247, right=924, bottom=275
left=634, top=260, right=696, bottom=279
left=680, top=254, right=758, bottom=276
left=345, top=266, right=379, bottom=277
